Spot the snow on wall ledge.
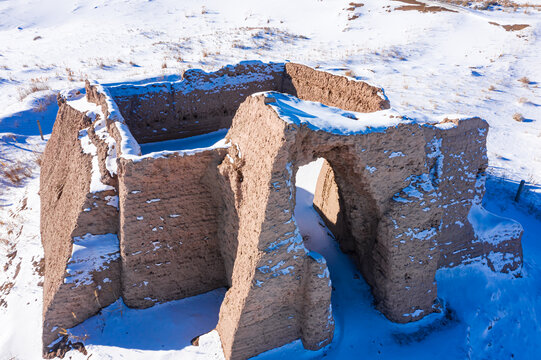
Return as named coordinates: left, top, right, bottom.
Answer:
left=40, top=61, right=523, bottom=360
left=65, top=233, right=120, bottom=287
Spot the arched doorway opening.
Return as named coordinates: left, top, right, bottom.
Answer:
left=293, top=157, right=381, bottom=344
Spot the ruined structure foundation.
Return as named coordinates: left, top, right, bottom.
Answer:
left=40, top=61, right=523, bottom=359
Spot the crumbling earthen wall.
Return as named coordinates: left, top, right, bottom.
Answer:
left=40, top=61, right=523, bottom=360
left=106, top=61, right=390, bottom=145
left=424, top=119, right=491, bottom=267
left=226, top=95, right=444, bottom=328
left=216, top=96, right=333, bottom=359
left=107, top=62, right=285, bottom=144
left=40, top=98, right=121, bottom=353
left=117, top=151, right=230, bottom=308
left=314, top=118, right=522, bottom=275
left=282, top=62, right=390, bottom=113
left=425, top=120, right=523, bottom=271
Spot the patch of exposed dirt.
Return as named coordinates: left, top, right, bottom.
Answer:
left=33, top=256, right=45, bottom=277
left=347, top=2, right=364, bottom=11
left=489, top=21, right=530, bottom=31
left=346, top=2, right=364, bottom=20
left=3, top=249, right=17, bottom=271
left=13, top=261, right=21, bottom=279
left=393, top=0, right=458, bottom=13
left=0, top=281, right=15, bottom=308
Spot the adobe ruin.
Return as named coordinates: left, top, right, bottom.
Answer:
left=40, top=61, right=524, bottom=359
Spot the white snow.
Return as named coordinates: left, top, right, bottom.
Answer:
left=67, top=92, right=120, bottom=176
left=139, top=128, right=229, bottom=155
left=105, top=195, right=119, bottom=209
left=65, top=233, right=120, bottom=287
left=265, top=92, right=407, bottom=135
left=366, top=166, right=377, bottom=174
left=78, top=128, right=115, bottom=193
left=68, top=292, right=227, bottom=360
left=2, top=0, right=541, bottom=359
left=389, top=151, right=405, bottom=158
left=67, top=95, right=104, bottom=121
left=121, top=129, right=230, bottom=163
left=403, top=309, right=425, bottom=318
left=115, top=121, right=143, bottom=158
left=468, top=203, right=524, bottom=245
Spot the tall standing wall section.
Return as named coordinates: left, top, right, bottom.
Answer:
left=40, top=61, right=523, bottom=360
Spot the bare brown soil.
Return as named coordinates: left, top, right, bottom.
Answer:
left=44, top=335, right=87, bottom=359
left=346, top=2, right=364, bottom=11
left=393, top=0, right=458, bottom=13
left=346, top=2, right=364, bottom=19
left=489, top=21, right=530, bottom=31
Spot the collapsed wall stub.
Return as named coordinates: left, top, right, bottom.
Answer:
left=40, top=60, right=523, bottom=359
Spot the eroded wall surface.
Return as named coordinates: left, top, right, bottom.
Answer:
left=108, top=62, right=285, bottom=144
left=117, top=151, right=229, bottom=308
left=41, top=97, right=120, bottom=355
left=314, top=118, right=523, bottom=276
left=216, top=95, right=334, bottom=359
left=40, top=61, right=523, bottom=360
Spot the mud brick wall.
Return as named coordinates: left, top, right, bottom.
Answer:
left=117, top=150, right=229, bottom=308
left=41, top=99, right=120, bottom=351
left=312, top=115, right=523, bottom=325
left=41, top=62, right=524, bottom=360
left=108, top=62, right=285, bottom=144
left=300, top=124, right=441, bottom=324
left=425, top=119, right=489, bottom=267
left=426, top=118, right=523, bottom=272
left=216, top=96, right=334, bottom=359
left=282, top=62, right=390, bottom=113
left=106, top=61, right=390, bottom=145
left=300, top=253, right=334, bottom=351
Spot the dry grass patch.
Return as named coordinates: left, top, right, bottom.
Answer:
left=17, top=77, right=50, bottom=101
left=518, top=76, right=531, bottom=85
left=1, top=160, right=33, bottom=185
left=66, top=68, right=75, bottom=81
left=33, top=94, right=56, bottom=113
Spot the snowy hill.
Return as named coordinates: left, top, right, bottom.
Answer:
left=1, top=1, right=540, bottom=359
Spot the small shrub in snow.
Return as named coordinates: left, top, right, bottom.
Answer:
left=33, top=94, right=56, bottom=113
left=513, top=113, right=524, bottom=122
left=17, top=78, right=50, bottom=101
left=1, top=160, right=33, bottom=185
left=518, top=76, right=531, bottom=85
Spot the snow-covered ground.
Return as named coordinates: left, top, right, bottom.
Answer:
left=1, top=0, right=541, bottom=359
